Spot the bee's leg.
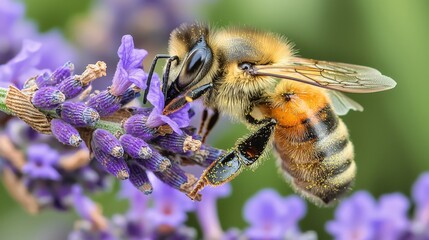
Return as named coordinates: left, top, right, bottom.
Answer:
left=187, top=119, right=276, bottom=200
left=142, top=54, right=176, bottom=104
left=162, top=56, right=178, bottom=97
left=162, top=83, right=213, bottom=115
left=201, top=109, right=219, bottom=143
left=198, top=108, right=209, bottom=135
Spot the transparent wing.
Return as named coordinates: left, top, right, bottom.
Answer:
left=253, top=57, right=397, bottom=93
left=327, top=90, right=363, bottom=116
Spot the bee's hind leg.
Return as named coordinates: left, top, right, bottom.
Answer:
left=187, top=119, right=276, bottom=200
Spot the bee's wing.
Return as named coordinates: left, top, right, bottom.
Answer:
left=253, top=57, right=397, bottom=93
left=327, top=91, right=363, bottom=116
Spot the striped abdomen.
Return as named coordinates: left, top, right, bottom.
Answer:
left=273, top=104, right=356, bottom=205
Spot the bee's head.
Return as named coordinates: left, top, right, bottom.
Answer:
left=216, top=28, right=294, bottom=86
left=167, top=23, right=215, bottom=97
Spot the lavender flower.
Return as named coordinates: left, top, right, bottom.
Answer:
left=22, top=144, right=61, bottom=180
left=152, top=132, right=202, bottom=153
left=119, top=134, right=152, bottom=159
left=243, top=189, right=290, bottom=239
left=374, top=193, right=410, bottom=240
left=91, top=142, right=129, bottom=180
left=196, top=184, right=231, bottom=240
left=92, top=129, right=124, bottom=158
left=326, top=191, right=377, bottom=240
left=145, top=177, right=195, bottom=230
left=31, top=86, right=65, bottom=110
left=59, top=102, right=100, bottom=127
left=411, top=173, right=429, bottom=238
left=326, top=191, right=410, bottom=240
left=50, top=119, right=82, bottom=147
left=0, top=40, right=44, bottom=89
left=110, top=35, right=147, bottom=95
left=57, top=76, right=87, bottom=99
left=146, top=73, right=190, bottom=134
left=134, top=150, right=171, bottom=172
left=128, top=163, right=153, bottom=194
left=87, top=90, right=122, bottom=117
left=37, top=62, right=74, bottom=88
left=123, top=113, right=159, bottom=140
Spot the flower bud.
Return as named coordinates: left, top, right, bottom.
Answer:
left=35, top=72, right=51, bottom=88
left=153, top=133, right=202, bottom=153
left=87, top=90, right=121, bottom=117
left=57, top=76, right=88, bottom=99
left=51, top=61, right=74, bottom=84
left=35, top=62, right=74, bottom=87
left=135, top=150, right=171, bottom=172
left=31, top=86, right=65, bottom=110
left=192, top=145, right=225, bottom=167
left=92, top=129, right=124, bottom=158
left=91, top=138, right=129, bottom=180
left=128, top=163, right=152, bottom=194
left=119, top=134, right=152, bottom=159
left=123, top=114, right=158, bottom=140
left=50, top=119, right=82, bottom=147
left=119, top=87, right=140, bottom=106
left=154, top=163, right=197, bottom=193
left=59, top=102, right=99, bottom=127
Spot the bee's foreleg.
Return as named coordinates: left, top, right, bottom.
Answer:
left=142, top=54, right=175, bottom=104
left=163, top=83, right=213, bottom=115
left=187, top=119, right=276, bottom=200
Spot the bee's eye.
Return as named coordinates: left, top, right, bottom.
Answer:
left=178, top=48, right=207, bottom=89
left=238, top=62, right=253, bottom=71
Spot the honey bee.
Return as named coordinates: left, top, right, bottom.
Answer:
left=142, top=23, right=396, bottom=205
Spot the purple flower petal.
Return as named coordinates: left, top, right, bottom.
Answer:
left=145, top=175, right=195, bottom=229
left=22, top=144, right=61, bottom=180
left=71, top=185, right=96, bottom=221
left=412, top=173, right=429, bottom=208
left=374, top=193, right=410, bottom=240
left=0, top=39, right=44, bottom=89
left=147, top=73, right=164, bottom=110
left=326, top=191, right=377, bottom=240
left=146, top=73, right=190, bottom=134
left=110, top=35, right=147, bottom=96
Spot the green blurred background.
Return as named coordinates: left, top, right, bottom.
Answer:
left=1, top=0, right=428, bottom=239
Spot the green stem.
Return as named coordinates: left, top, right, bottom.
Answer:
left=0, top=87, right=123, bottom=135
left=0, top=87, right=13, bottom=115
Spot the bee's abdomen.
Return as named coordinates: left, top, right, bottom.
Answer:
left=274, top=105, right=356, bottom=205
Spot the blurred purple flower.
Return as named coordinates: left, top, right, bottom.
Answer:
left=0, top=0, right=75, bottom=69
left=119, top=180, right=149, bottom=221
left=145, top=176, right=195, bottom=229
left=110, top=35, right=147, bottom=96
left=0, top=40, right=45, bottom=89
left=22, top=144, right=61, bottom=180
left=146, top=73, right=190, bottom=134
left=72, top=185, right=97, bottom=222
left=326, top=191, right=377, bottom=240
left=197, top=184, right=232, bottom=240
left=411, top=173, right=429, bottom=238
left=0, top=0, right=28, bottom=62
left=373, top=193, right=410, bottom=240
left=243, top=189, right=289, bottom=239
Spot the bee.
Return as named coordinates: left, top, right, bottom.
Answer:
left=142, top=23, right=396, bottom=205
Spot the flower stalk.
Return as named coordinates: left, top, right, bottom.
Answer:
left=0, top=86, right=124, bottom=135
